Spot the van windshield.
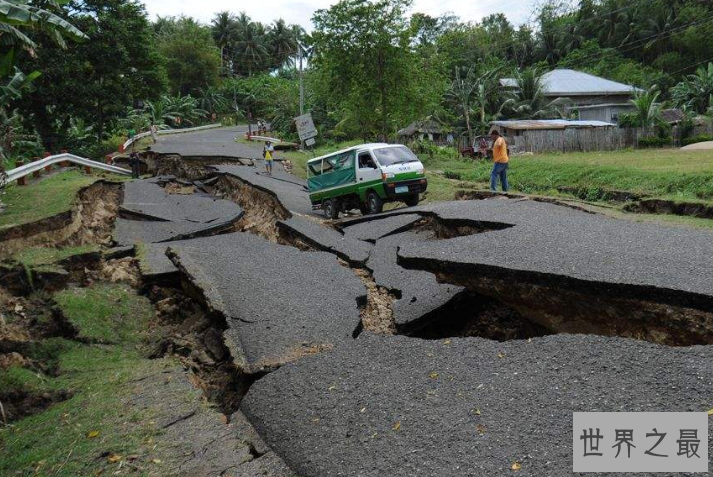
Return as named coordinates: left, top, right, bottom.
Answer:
left=372, top=146, right=420, bottom=167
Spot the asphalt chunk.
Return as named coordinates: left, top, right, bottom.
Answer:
left=113, top=217, right=240, bottom=247
left=242, top=333, right=713, bottom=477
left=151, top=126, right=265, bottom=158
left=367, top=232, right=463, bottom=331
left=214, top=165, right=314, bottom=216
left=167, top=233, right=366, bottom=373
left=397, top=199, right=713, bottom=345
left=121, top=180, right=242, bottom=224
left=341, top=213, right=422, bottom=242
left=277, top=216, right=373, bottom=266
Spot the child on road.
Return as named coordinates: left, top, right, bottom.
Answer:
left=264, top=141, right=275, bottom=175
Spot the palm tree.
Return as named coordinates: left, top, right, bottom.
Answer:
left=671, top=63, right=713, bottom=114
left=447, top=67, right=478, bottom=141
left=211, top=12, right=236, bottom=73
left=502, top=68, right=559, bottom=119
left=268, top=19, right=298, bottom=66
left=232, top=21, right=269, bottom=76
left=628, top=89, right=663, bottom=136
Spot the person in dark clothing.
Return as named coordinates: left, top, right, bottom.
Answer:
left=129, top=152, right=141, bottom=179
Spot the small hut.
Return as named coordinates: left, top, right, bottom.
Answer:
left=397, top=117, right=453, bottom=145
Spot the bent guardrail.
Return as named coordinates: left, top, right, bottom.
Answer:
left=4, top=153, right=131, bottom=185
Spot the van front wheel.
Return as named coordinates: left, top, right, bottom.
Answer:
left=323, top=198, right=340, bottom=219
left=367, top=191, right=384, bottom=214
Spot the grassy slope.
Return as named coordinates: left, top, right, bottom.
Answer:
left=284, top=142, right=713, bottom=227
left=0, top=170, right=98, bottom=230
left=0, top=284, right=171, bottom=476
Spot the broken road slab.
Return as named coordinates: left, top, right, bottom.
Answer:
left=121, top=180, right=243, bottom=224
left=277, top=216, right=372, bottom=266
left=113, top=216, right=239, bottom=247
left=166, top=232, right=365, bottom=373
left=242, top=333, right=713, bottom=477
left=213, top=165, right=315, bottom=216
left=399, top=199, right=713, bottom=304
left=340, top=213, right=422, bottom=242
left=367, top=231, right=463, bottom=331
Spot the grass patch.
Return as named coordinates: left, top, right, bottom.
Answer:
left=0, top=283, right=167, bottom=477
left=0, top=170, right=97, bottom=231
left=11, top=245, right=99, bottom=268
left=54, top=283, right=152, bottom=344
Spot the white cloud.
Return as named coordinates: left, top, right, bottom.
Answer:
left=141, top=0, right=533, bottom=30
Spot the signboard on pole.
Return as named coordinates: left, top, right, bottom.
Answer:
left=295, top=113, right=318, bottom=142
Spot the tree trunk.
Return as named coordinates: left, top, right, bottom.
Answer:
left=377, top=50, right=387, bottom=140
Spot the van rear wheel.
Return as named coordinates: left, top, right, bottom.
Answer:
left=323, top=198, right=340, bottom=219
left=405, top=194, right=419, bottom=207
left=367, top=191, right=384, bottom=214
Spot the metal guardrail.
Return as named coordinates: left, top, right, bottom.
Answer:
left=5, top=153, right=131, bottom=184
left=122, top=123, right=224, bottom=151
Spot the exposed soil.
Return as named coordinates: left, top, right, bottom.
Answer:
left=625, top=198, right=713, bottom=219
left=147, top=285, right=250, bottom=415
left=408, top=291, right=553, bottom=341
left=208, top=174, right=290, bottom=242
left=0, top=181, right=122, bottom=258
left=163, top=182, right=197, bottom=195
left=0, top=389, right=73, bottom=423
left=422, top=270, right=713, bottom=347
left=352, top=267, right=397, bottom=335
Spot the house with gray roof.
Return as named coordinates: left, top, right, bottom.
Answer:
left=500, top=69, right=642, bottom=124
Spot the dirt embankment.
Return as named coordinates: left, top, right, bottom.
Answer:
left=0, top=181, right=122, bottom=258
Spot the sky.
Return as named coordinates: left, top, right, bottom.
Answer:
left=141, top=0, right=535, bottom=31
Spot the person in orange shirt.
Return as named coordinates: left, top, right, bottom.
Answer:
left=489, top=129, right=509, bottom=193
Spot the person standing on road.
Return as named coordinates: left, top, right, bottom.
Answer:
left=489, top=129, right=509, bottom=193
left=129, top=151, right=141, bottom=179
left=264, top=141, right=275, bottom=175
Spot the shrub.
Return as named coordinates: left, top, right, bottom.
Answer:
left=637, top=136, right=672, bottom=149
left=682, top=134, right=713, bottom=147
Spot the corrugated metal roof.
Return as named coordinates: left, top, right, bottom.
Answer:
left=574, top=103, right=635, bottom=110
left=490, top=119, right=616, bottom=130
left=500, top=69, right=642, bottom=96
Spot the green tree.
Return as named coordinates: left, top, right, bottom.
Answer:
left=312, top=0, right=436, bottom=139
left=157, top=16, right=220, bottom=95
left=671, top=63, right=713, bottom=114
left=623, top=89, right=664, bottom=136
left=502, top=68, right=560, bottom=119
left=18, top=0, right=167, bottom=148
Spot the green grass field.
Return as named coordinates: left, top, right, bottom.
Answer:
left=0, top=171, right=98, bottom=230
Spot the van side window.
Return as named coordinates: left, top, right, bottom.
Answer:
left=358, top=152, right=375, bottom=169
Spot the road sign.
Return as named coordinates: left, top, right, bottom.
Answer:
left=305, top=138, right=316, bottom=147
left=295, top=113, right=318, bottom=141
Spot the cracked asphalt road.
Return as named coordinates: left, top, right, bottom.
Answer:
left=242, top=333, right=713, bottom=477
left=166, top=233, right=365, bottom=374
left=116, top=129, right=713, bottom=476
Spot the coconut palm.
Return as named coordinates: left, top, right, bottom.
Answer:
left=627, top=89, right=663, bottom=136
left=232, top=21, right=269, bottom=76
left=268, top=19, right=298, bottom=65
left=211, top=11, right=237, bottom=72
left=502, top=68, right=559, bottom=119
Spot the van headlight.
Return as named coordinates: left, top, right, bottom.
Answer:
left=417, top=168, right=425, bottom=175
left=382, top=172, right=395, bottom=180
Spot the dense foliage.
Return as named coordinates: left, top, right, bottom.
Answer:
left=3, top=0, right=713, bottom=167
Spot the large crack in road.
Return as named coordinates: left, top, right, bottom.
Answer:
left=27, top=150, right=707, bottom=476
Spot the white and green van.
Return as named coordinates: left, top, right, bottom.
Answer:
left=307, top=143, right=427, bottom=218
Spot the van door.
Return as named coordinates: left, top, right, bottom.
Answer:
left=356, top=150, right=382, bottom=197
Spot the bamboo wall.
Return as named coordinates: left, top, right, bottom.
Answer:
left=508, top=127, right=647, bottom=154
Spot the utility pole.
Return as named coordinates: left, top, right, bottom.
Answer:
left=298, top=42, right=305, bottom=150
left=298, top=43, right=304, bottom=117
